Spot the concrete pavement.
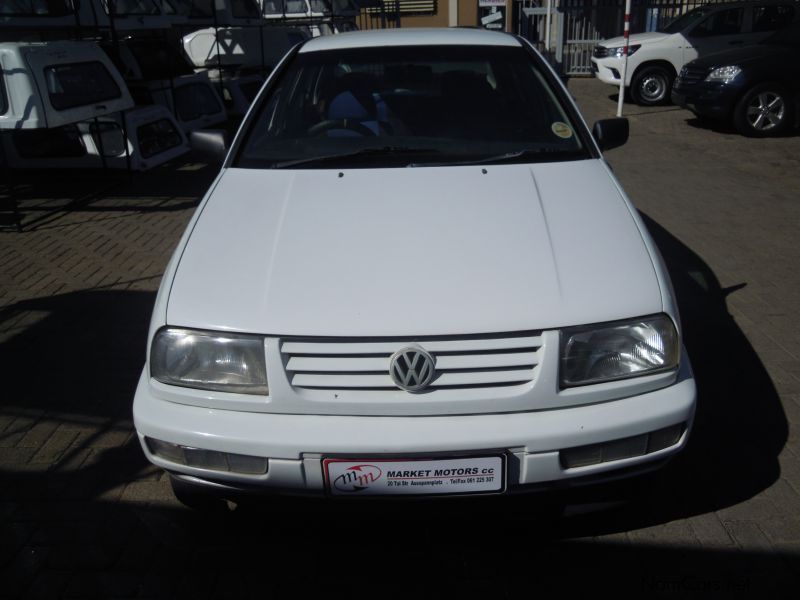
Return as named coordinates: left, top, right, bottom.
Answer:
left=1, top=78, right=799, bottom=598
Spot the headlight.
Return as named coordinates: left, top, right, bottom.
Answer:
left=560, top=315, right=679, bottom=387
left=705, top=65, right=741, bottom=84
left=609, top=44, right=641, bottom=58
left=151, top=328, right=268, bottom=395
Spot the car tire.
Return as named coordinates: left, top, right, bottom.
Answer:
left=170, top=476, right=230, bottom=512
left=631, top=65, right=674, bottom=106
left=733, top=83, right=794, bottom=138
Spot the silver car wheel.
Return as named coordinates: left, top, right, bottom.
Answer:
left=746, top=92, right=785, bottom=131
left=639, top=74, right=667, bottom=103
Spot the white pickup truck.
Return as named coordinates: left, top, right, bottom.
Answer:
left=591, top=0, right=798, bottom=105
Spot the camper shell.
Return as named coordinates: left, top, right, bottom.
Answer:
left=98, top=36, right=227, bottom=133
left=262, top=0, right=360, bottom=20
left=182, top=24, right=309, bottom=70
left=261, top=1, right=360, bottom=36
left=143, top=71, right=227, bottom=133
left=0, top=0, right=172, bottom=32
left=164, top=0, right=265, bottom=27
left=0, top=40, right=134, bottom=130
left=208, top=69, right=265, bottom=117
left=2, top=104, right=189, bottom=170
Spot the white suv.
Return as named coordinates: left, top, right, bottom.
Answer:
left=133, top=28, right=696, bottom=505
left=592, top=0, right=797, bottom=105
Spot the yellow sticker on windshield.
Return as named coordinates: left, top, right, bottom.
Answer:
left=551, top=122, right=573, bottom=139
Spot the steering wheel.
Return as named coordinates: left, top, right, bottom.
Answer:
left=307, top=119, right=379, bottom=137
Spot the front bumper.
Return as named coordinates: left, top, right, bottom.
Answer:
left=671, top=80, right=741, bottom=120
left=591, top=56, right=625, bottom=86
left=133, top=355, right=696, bottom=496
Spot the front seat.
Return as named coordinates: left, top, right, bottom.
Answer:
left=325, top=73, right=388, bottom=137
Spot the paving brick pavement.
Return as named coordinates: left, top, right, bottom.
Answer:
left=1, top=79, right=799, bottom=598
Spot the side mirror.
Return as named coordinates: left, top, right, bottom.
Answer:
left=189, top=129, right=229, bottom=162
left=592, top=118, right=629, bottom=152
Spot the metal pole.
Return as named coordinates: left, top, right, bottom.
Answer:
left=108, top=0, right=119, bottom=50
left=94, top=116, right=108, bottom=171
left=72, top=0, right=82, bottom=34
left=119, top=108, right=133, bottom=177
left=88, top=0, right=100, bottom=29
left=259, top=23, right=266, bottom=76
left=616, top=0, right=632, bottom=118
left=544, top=0, right=552, bottom=58
left=212, top=0, right=225, bottom=100
left=0, top=131, right=23, bottom=232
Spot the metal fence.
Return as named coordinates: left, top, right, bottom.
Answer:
left=515, top=0, right=741, bottom=76
left=356, top=0, right=402, bottom=29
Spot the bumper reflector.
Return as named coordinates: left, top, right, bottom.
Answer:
left=145, top=438, right=268, bottom=475
left=646, top=424, right=684, bottom=453
left=560, top=424, right=684, bottom=470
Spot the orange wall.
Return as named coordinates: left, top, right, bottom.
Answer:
left=401, top=9, right=451, bottom=28
left=397, top=1, right=510, bottom=30
left=359, top=1, right=513, bottom=30
left=459, top=1, right=479, bottom=27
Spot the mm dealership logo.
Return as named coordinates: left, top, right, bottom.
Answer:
left=332, top=465, right=382, bottom=492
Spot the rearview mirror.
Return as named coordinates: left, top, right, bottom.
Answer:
left=189, top=129, right=229, bottom=162
left=592, top=118, right=629, bottom=152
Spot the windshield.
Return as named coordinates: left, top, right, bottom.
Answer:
left=44, top=61, right=122, bottom=111
left=660, top=6, right=713, bottom=34
left=234, top=45, right=588, bottom=169
left=137, top=119, right=183, bottom=158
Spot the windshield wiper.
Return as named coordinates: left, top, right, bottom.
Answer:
left=408, top=147, right=568, bottom=168
left=271, top=146, right=439, bottom=169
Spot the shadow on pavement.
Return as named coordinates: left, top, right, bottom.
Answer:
left=546, top=213, right=787, bottom=536
left=4, top=494, right=798, bottom=598
left=0, top=290, right=154, bottom=424
left=685, top=116, right=800, bottom=138
left=0, top=214, right=791, bottom=597
left=684, top=116, right=738, bottom=135
left=641, top=213, right=786, bottom=510
left=606, top=93, right=685, bottom=117
left=2, top=160, right=217, bottom=232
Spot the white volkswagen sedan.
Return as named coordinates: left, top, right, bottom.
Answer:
left=133, top=28, right=696, bottom=505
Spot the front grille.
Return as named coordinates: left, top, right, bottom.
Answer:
left=593, top=45, right=609, bottom=58
left=677, top=65, right=709, bottom=86
left=281, top=333, right=543, bottom=391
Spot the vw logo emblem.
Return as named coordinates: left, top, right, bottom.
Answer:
left=389, top=347, right=436, bottom=392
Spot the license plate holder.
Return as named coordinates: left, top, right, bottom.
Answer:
left=323, top=454, right=506, bottom=497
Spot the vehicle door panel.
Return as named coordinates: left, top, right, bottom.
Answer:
left=686, top=7, right=748, bottom=60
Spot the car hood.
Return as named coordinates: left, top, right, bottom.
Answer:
left=600, top=32, right=671, bottom=48
left=167, top=160, right=662, bottom=336
left=688, top=43, right=793, bottom=69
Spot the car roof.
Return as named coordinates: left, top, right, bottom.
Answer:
left=298, top=27, right=521, bottom=54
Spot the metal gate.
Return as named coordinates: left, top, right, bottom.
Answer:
left=357, top=0, right=402, bottom=30
left=515, top=2, right=551, bottom=55
left=515, top=0, right=623, bottom=75
left=561, top=1, right=622, bottom=75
